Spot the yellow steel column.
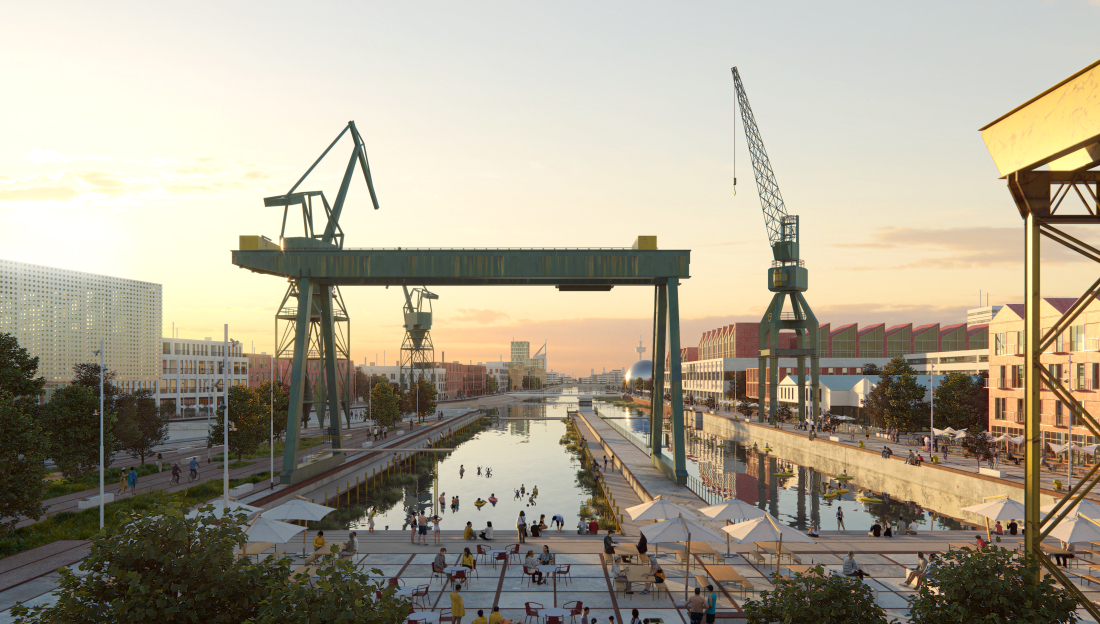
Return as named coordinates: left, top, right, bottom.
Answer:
left=1024, top=211, right=1042, bottom=574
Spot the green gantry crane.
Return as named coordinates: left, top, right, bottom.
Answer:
left=731, top=67, right=820, bottom=427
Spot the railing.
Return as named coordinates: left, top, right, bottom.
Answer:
left=603, top=416, right=651, bottom=450
left=686, top=474, right=725, bottom=506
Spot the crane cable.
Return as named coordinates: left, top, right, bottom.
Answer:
left=732, top=86, right=737, bottom=196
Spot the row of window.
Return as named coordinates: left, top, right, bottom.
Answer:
left=162, top=341, right=242, bottom=357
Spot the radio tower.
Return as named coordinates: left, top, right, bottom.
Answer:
left=635, top=336, right=646, bottom=361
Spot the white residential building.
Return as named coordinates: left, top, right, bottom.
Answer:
left=479, top=360, right=509, bottom=392
left=0, top=259, right=162, bottom=400
left=905, top=349, right=989, bottom=376
left=155, top=336, right=248, bottom=417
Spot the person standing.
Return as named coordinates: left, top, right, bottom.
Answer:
left=418, top=511, right=430, bottom=546
left=706, top=584, right=718, bottom=624
left=410, top=514, right=418, bottom=544
left=552, top=513, right=565, bottom=531
left=127, top=467, right=138, bottom=496
left=367, top=508, right=376, bottom=534
left=433, top=515, right=442, bottom=545
left=836, top=507, right=846, bottom=532
left=450, top=584, right=465, bottom=624
left=686, top=587, right=707, bottom=624
left=517, top=511, right=527, bottom=543
left=580, top=607, right=591, bottom=624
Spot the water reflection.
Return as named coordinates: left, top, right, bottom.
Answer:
left=600, top=402, right=974, bottom=532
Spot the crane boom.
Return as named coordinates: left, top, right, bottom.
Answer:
left=731, top=67, right=796, bottom=262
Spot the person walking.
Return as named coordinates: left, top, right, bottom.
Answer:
left=433, top=515, right=442, bottom=545
left=127, top=467, right=138, bottom=496
left=517, top=511, right=527, bottom=543
left=836, top=507, right=846, bottom=532
left=117, top=471, right=127, bottom=496
left=450, top=584, right=465, bottom=624
left=686, top=587, right=707, bottom=624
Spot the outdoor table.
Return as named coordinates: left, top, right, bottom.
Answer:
left=408, top=611, right=440, bottom=624
left=536, top=564, right=558, bottom=585
left=683, top=541, right=720, bottom=562
left=394, top=586, right=416, bottom=598
left=757, top=544, right=796, bottom=565
left=489, top=550, right=508, bottom=567
left=443, top=566, right=466, bottom=588
left=539, top=607, right=570, bottom=623
left=614, top=544, right=639, bottom=561
left=240, top=542, right=275, bottom=560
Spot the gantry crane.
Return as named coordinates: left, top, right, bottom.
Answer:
left=399, top=286, right=438, bottom=392
left=731, top=67, right=819, bottom=426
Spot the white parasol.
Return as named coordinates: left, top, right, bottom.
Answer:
left=698, top=499, right=767, bottom=556
left=1046, top=514, right=1100, bottom=544
left=960, top=497, right=1026, bottom=541
left=625, top=496, right=699, bottom=522
left=1041, top=499, right=1100, bottom=520
left=723, top=515, right=816, bottom=571
left=640, top=514, right=726, bottom=603
left=185, top=499, right=262, bottom=519
left=246, top=516, right=306, bottom=543
left=263, top=498, right=337, bottom=553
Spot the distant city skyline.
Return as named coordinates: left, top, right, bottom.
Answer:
left=2, top=2, right=1099, bottom=376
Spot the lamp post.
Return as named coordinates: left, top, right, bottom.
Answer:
left=930, top=361, right=935, bottom=453
left=221, top=326, right=239, bottom=509
left=1067, top=352, right=1073, bottom=491
left=93, top=339, right=104, bottom=530
left=270, top=354, right=274, bottom=489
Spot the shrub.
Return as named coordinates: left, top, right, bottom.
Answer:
left=743, top=565, right=895, bottom=624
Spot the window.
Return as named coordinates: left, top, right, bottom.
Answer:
left=1054, top=331, right=1065, bottom=353
left=1017, top=398, right=1024, bottom=422
left=1071, top=325, right=1086, bottom=352
left=1056, top=400, right=1064, bottom=427
left=1077, top=363, right=1086, bottom=391
left=995, top=397, right=1005, bottom=420
left=163, top=342, right=170, bottom=355
left=999, top=365, right=1006, bottom=388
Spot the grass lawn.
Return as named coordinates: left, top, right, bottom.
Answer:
left=2, top=472, right=275, bottom=559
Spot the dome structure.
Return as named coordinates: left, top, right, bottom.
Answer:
left=626, top=359, right=653, bottom=384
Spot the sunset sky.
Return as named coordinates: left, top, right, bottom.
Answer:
left=3, top=2, right=1100, bottom=376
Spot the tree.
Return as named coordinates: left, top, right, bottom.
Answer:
left=370, top=381, right=401, bottom=427
left=43, top=384, right=116, bottom=479
left=0, top=332, right=45, bottom=405
left=71, top=361, right=119, bottom=407
left=961, top=429, right=995, bottom=469
left=413, top=378, right=438, bottom=420
left=862, top=363, right=881, bottom=375
left=863, top=357, right=928, bottom=430
left=486, top=374, right=498, bottom=394
left=0, top=392, right=49, bottom=535
left=908, top=547, right=1079, bottom=624
left=776, top=404, right=794, bottom=424
left=208, top=385, right=271, bottom=461
left=10, top=502, right=410, bottom=624
left=354, top=367, right=370, bottom=402
left=934, top=372, right=987, bottom=431
left=257, top=381, right=289, bottom=442
left=743, top=565, right=896, bottom=624
left=114, top=390, right=170, bottom=465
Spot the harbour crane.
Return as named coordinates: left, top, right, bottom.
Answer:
left=731, top=67, right=820, bottom=426
left=399, top=286, right=438, bottom=394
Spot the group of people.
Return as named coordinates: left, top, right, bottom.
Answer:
left=867, top=517, right=919, bottom=537
left=408, top=510, right=443, bottom=545
left=611, top=553, right=667, bottom=597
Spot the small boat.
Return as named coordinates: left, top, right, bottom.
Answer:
left=773, top=472, right=795, bottom=478
left=833, top=488, right=849, bottom=495
left=836, top=475, right=854, bottom=481
left=823, top=492, right=839, bottom=499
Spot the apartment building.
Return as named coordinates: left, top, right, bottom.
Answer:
left=358, top=362, right=486, bottom=401
left=0, top=259, right=161, bottom=400
left=156, top=337, right=248, bottom=416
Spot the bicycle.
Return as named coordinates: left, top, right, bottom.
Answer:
left=907, top=435, right=924, bottom=447
left=188, top=469, right=199, bottom=483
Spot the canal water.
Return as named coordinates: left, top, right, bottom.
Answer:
left=598, top=400, right=974, bottom=532
left=346, top=402, right=593, bottom=533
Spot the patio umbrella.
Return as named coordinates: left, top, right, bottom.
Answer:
left=699, top=499, right=767, bottom=556
left=1046, top=514, right=1100, bottom=545
left=625, top=496, right=699, bottom=522
left=263, top=498, right=337, bottom=554
left=960, top=497, right=1026, bottom=541
left=1041, top=499, right=1100, bottom=520
left=185, top=499, right=262, bottom=520
left=723, top=515, right=816, bottom=573
left=640, top=514, right=725, bottom=603
left=246, top=516, right=306, bottom=543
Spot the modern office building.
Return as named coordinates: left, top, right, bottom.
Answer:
left=988, top=299, right=1099, bottom=448
left=0, top=259, right=162, bottom=401
left=156, top=336, right=248, bottom=416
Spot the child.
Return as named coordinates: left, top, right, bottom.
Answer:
left=433, top=515, right=442, bottom=545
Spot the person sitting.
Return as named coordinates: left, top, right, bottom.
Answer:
left=637, top=531, right=648, bottom=556
left=460, top=547, right=475, bottom=570
left=994, top=521, right=1004, bottom=535
left=897, top=518, right=909, bottom=535
left=975, top=534, right=987, bottom=549
left=883, top=519, right=893, bottom=538
left=903, top=552, right=928, bottom=587
left=341, top=531, right=359, bottom=557
left=488, top=606, right=503, bottom=624
left=434, top=548, right=453, bottom=584
left=869, top=522, right=882, bottom=538
left=589, top=518, right=600, bottom=535
left=1007, top=521, right=1019, bottom=536
left=612, top=556, right=632, bottom=593
left=641, top=562, right=665, bottom=595
left=538, top=545, right=554, bottom=565
left=843, top=551, right=868, bottom=580
left=538, top=514, right=548, bottom=531
left=524, top=550, right=545, bottom=585
left=531, top=522, right=542, bottom=538
left=807, top=522, right=820, bottom=538
left=479, top=521, right=494, bottom=540
left=464, top=521, right=476, bottom=540
left=603, top=529, right=619, bottom=555
left=577, top=518, right=589, bottom=534
left=475, top=497, right=486, bottom=506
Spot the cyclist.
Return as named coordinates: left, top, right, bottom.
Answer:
left=171, top=462, right=181, bottom=485
left=189, top=457, right=199, bottom=482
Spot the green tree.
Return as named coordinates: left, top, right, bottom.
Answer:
left=486, top=373, right=498, bottom=394
left=737, top=399, right=754, bottom=418
left=776, top=404, right=794, bottom=424
left=370, top=381, right=401, bottom=427
left=908, top=547, right=1079, bottom=624
left=743, top=565, right=896, bottom=624
left=0, top=333, right=45, bottom=405
left=257, top=381, right=289, bottom=442
left=413, top=378, right=438, bottom=420
left=44, top=384, right=116, bottom=479
left=863, top=357, right=928, bottom=430
left=10, top=503, right=408, bottom=623
left=71, top=361, right=119, bottom=407
left=0, top=392, right=49, bottom=535
left=114, top=390, right=170, bottom=465
left=934, top=372, right=987, bottom=431
left=961, top=429, right=995, bottom=469
left=863, top=363, right=881, bottom=375
left=208, top=385, right=271, bottom=461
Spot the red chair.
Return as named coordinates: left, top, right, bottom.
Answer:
left=564, top=601, right=583, bottom=624
left=468, top=559, right=479, bottom=579
left=451, top=569, right=467, bottom=589
left=438, top=609, right=454, bottom=624
left=546, top=617, right=564, bottom=624
left=509, top=543, right=521, bottom=563
left=523, top=565, right=541, bottom=587
left=430, top=563, right=447, bottom=586
left=412, top=584, right=429, bottom=609
left=554, top=564, right=572, bottom=586
left=524, top=602, right=544, bottom=624
left=494, top=551, right=508, bottom=568
left=476, top=544, right=489, bottom=563
left=389, top=577, right=405, bottom=587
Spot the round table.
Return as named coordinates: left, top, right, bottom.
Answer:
left=443, top=566, right=467, bottom=584
left=408, top=612, right=439, bottom=624
left=537, top=565, right=558, bottom=577
left=540, top=608, right=570, bottom=622
left=394, top=586, right=415, bottom=598
left=488, top=550, right=508, bottom=564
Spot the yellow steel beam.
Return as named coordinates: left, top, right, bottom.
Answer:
left=982, top=59, right=1100, bottom=177
left=1025, top=213, right=1042, bottom=580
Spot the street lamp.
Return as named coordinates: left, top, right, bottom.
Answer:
left=269, top=353, right=274, bottom=489
left=93, top=340, right=104, bottom=530
left=221, top=326, right=240, bottom=509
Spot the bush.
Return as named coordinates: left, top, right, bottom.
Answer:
left=743, top=565, right=896, bottom=624
left=908, top=547, right=1080, bottom=624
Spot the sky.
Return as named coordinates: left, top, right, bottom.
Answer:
left=2, top=1, right=1100, bottom=377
